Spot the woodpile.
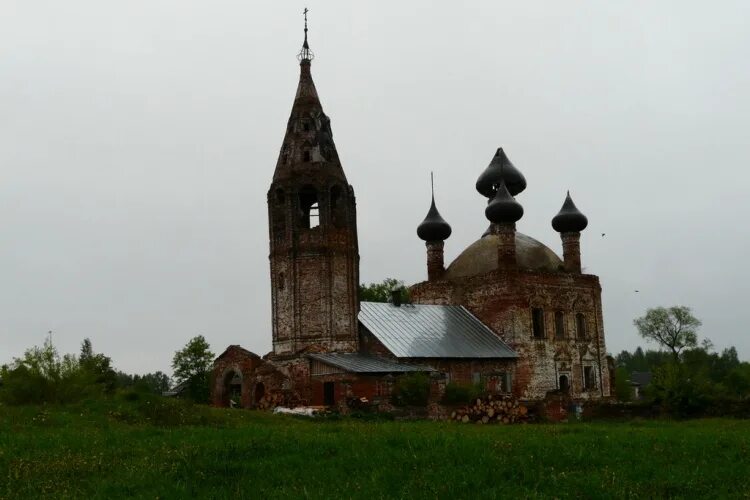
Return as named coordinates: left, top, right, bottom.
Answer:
left=256, top=392, right=285, bottom=410
left=450, top=395, right=528, bottom=424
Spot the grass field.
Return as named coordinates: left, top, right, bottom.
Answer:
left=1, top=396, right=749, bottom=499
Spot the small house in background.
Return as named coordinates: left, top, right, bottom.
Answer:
left=630, top=372, right=653, bottom=400
left=162, top=380, right=189, bottom=398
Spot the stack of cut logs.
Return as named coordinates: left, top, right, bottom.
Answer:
left=256, top=392, right=285, bottom=410
left=450, top=395, right=528, bottom=424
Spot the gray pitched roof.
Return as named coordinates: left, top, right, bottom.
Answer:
left=630, top=371, right=653, bottom=386
left=307, top=353, right=434, bottom=373
left=359, top=302, right=517, bottom=359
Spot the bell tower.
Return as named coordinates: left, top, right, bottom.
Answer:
left=268, top=12, right=360, bottom=357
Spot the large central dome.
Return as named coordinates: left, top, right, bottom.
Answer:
left=444, top=232, right=564, bottom=279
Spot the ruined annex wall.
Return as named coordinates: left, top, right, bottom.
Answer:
left=411, top=269, right=611, bottom=401
left=211, top=347, right=315, bottom=408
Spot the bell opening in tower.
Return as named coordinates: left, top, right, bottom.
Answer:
left=299, top=186, right=320, bottom=229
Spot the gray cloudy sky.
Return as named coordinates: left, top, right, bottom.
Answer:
left=2, top=1, right=749, bottom=374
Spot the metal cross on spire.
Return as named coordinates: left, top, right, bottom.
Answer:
left=297, top=7, right=315, bottom=61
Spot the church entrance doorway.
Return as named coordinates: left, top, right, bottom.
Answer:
left=254, top=382, right=265, bottom=405
left=323, top=382, right=335, bottom=406
left=559, top=375, right=570, bottom=393
left=223, top=371, right=242, bottom=408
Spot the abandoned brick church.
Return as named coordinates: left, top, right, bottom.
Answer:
left=211, top=24, right=611, bottom=410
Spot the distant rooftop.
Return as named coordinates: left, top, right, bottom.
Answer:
left=359, top=302, right=517, bottom=359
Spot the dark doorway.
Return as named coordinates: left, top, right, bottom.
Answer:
left=323, top=382, right=335, bottom=406
left=223, top=371, right=242, bottom=408
left=559, top=375, right=570, bottom=393
left=254, top=382, right=265, bottom=405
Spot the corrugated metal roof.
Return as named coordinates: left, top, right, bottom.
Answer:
left=359, top=302, right=517, bottom=359
left=307, top=353, right=434, bottom=373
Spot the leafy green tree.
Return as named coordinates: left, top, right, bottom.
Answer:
left=115, top=370, right=172, bottom=394
left=633, top=306, right=701, bottom=361
left=172, top=335, right=214, bottom=403
left=359, top=278, right=409, bottom=303
left=613, top=367, right=632, bottom=402
left=134, top=371, right=172, bottom=394
left=79, top=338, right=116, bottom=392
left=0, top=337, right=111, bottom=404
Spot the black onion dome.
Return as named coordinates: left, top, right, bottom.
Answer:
left=417, top=196, right=452, bottom=242
left=476, top=148, right=527, bottom=197
left=551, top=191, right=588, bottom=232
left=485, top=180, right=523, bottom=224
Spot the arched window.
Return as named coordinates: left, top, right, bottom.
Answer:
left=299, top=186, right=320, bottom=229
left=559, top=375, right=570, bottom=392
left=532, top=308, right=545, bottom=339
left=222, top=371, right=242, bottom=408
left=576, top=313, right=587, bottom=340
left=583, top=366, right=596, bottom=390
left=555, top=311, right=565, bottom=339
left=303, top=150, right=312, bottom=162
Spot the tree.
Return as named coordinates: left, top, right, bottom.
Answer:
left=612, top=366, right=632, bottom=402
left=79, top=338, right=116, bottom=392
left=0, top=337, right=114, bottom=404
left=172, top=335, right=214, bottom=403
left=359, top=278, right=409, bottom=303
left=633, top=306, right=701, bottom=361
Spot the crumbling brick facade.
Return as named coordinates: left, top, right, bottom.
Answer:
left=410, top=259, right=611, bottom=401
left=267, top=57, right=359, bottom=357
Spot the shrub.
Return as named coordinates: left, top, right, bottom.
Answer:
left=392, top=373, right=430, bottom=407
left=442, top=382, right=484, bottom=405
left=614, top=367, right=632, bottom=402
left=648, top=362, right=711, bottom=417
left=0, top=339, right=113, bottom=405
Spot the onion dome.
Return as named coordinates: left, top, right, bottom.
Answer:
left=551, top=191, right=588, bottom=232
left=417, top=195, right=452, bottom=242
left=485, top=179, right=523, bottom=224
left=476, top=148, right=527, bottom=198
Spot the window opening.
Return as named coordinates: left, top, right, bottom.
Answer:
left=576, top=313, right=587, bottom=340
left=555, top=311, right=565, bottom=339
left=583, top=366, right=595, bottom=390
left=559, top=375, right=570, bottom=392
left=501, top=372, right=511, bottom=393
left=303, top=150, right=311, bottom=162
left=302, top=121, right=311, bottom=132
left=299, top=187, right=320, bottom=229
left=323, top=382, right=335, bottom=406
left=532, top=308, right=545, bottom=339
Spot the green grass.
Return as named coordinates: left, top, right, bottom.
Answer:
left=1, top=397, right=749, bottom=499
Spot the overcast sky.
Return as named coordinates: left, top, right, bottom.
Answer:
left=2, top=1, right=749, bottom=375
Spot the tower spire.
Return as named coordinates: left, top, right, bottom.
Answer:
left=297, top=8, right=314, bottom=62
